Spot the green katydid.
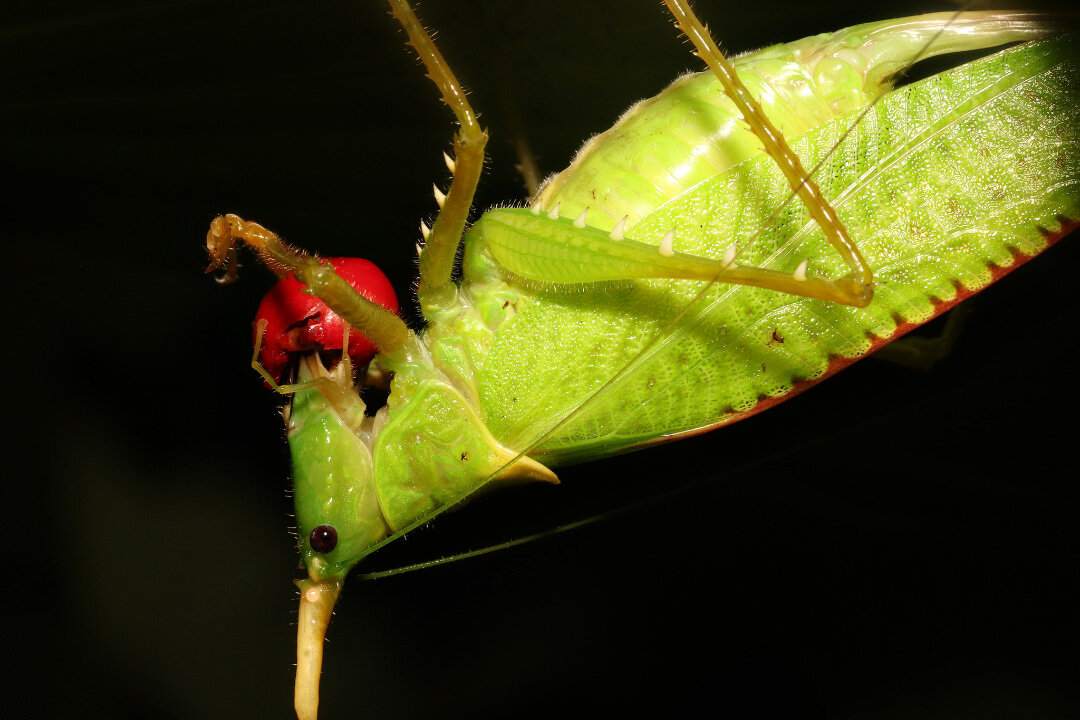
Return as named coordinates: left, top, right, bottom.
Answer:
left=204, top=1, right=1077, bottom=718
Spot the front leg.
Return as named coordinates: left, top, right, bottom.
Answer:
left=205, top=214, right=409, bottom=354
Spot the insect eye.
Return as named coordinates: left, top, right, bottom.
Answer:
left=309, top=525, right=338, bottom=554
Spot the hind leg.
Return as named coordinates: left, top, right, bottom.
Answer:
left=661, top=0, right=874, bottom=307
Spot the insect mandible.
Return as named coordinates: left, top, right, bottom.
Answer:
left=204, top=1, right=1078, bottom=717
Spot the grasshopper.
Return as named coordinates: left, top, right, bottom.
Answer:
left=204, top=2, right=1077, bottom=717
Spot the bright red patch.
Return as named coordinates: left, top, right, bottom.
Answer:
left=254, top=257, right=399, bottom=383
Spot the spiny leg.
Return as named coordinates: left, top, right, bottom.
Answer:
left=205, top=214, right=409, bottom=354
left=480, top=208, right=875, bottom=306
left=662, top=0, right=874, bottom=308
left=386, top=0, right=489, bottom=306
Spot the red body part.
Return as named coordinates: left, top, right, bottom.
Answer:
left=254, top=257, right=400, bottom=384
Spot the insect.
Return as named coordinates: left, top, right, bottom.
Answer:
left=205, top=1, right=1077, bottom=717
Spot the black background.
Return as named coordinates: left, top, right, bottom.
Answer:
left=6, top=1, right=1078, bottom=718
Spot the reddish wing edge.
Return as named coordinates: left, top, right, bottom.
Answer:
left=614, top=216, right=1077, bottom=455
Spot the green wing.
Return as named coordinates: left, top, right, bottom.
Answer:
left=476, top=35, right=1079, bottom=465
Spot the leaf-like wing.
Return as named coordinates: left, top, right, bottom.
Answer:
left=477, top=35, right=1078, bottom=465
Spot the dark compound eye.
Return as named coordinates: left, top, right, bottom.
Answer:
left=309, top=525, right=338, bottom=553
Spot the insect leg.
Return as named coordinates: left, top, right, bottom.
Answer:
left=205, top=213, right=409, bottom=353
left=480, top=208, right=874, bottom=305
left=662, top=0, right=873, bottom=307
left=385, top=0, right=489, bottom=304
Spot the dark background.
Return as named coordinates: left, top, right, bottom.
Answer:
left=6, top=1, right=1077, bottom=718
